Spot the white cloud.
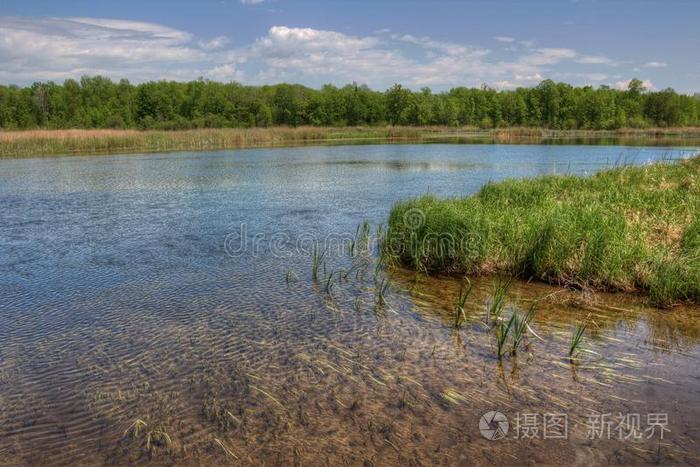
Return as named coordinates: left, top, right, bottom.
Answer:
left=0, top=16, right=229, bottom=82
left=520, top=48, right=578, bottom=66
left=393, top=34, right=481, bottom=56
left=575, top=55, right=613, bottom=65
left=615, top=78, right=655, bottom=90
left=240, top=0, right=265, bottom=4
left=494, top=36, right=515, bottom=43
left=643, top=61, right=667, bottom=68
left=199, top=36, right=230, bottom=50
left=207, top=63, right=244, bottom=81
left=0, top=16, right=650, bottom=91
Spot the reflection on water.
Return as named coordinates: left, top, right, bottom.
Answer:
left=0, top=144, right=699, bottom=465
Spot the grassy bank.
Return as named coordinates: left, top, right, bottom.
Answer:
left=2, top=126, right=700, bottom=158
left=384, top=155, right=700, bottom=306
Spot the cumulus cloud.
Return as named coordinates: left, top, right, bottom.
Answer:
left=0, top=16, right=659, bottom=90
left=240, top=0, right=265, bottom=4
left=0, top=16, right=241, bottom=82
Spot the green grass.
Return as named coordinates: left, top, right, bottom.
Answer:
left=453, top=280, right=473, bottom=329
left=569, top=322, right=588, bottom=359
left=385, top=155, right=700, bottom=307
left=311, top=244, right=326, bottom=282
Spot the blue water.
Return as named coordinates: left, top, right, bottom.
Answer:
left=1, top=143, right=699, bottom=465
left=0, top=144, right=695, bottom=312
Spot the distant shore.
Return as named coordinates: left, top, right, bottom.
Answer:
left=2, top=126, right=700, bottom=158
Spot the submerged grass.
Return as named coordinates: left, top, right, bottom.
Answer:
left=453, top=280, right=473, bottom=329
left=385, top=155, right=700, bottom=307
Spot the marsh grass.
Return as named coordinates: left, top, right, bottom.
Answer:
left=486, top=279, right=511, bottom=323
left=386, top=155, right=700, bottom=306
left=510, top=303, right=537, bottom=355
left=453, top=280, right=473, bottom=329
left=350, top=220, right=372, bottom=257
left=324, top=270, right=337, bottom=295
left=569, top=322, right=588, bottom=359
left=3, top=127, right=700, bottom=158
left=495, top=314, right=515, bottom=360
left=311, top=244, right=326, bottom=282
left=375, top=277, right=391, bottom=306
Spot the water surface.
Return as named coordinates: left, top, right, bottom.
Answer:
left=1, top=144, right=699, bottom=465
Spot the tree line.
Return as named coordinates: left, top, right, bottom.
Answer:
left=0, top=77, right=698, bottom=130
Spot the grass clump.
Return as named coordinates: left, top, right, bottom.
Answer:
left=453, top=280, right=473, bottom=329
left=569, top=322, right=588, bottom=359
left=385, top=155, right=700, bottom=306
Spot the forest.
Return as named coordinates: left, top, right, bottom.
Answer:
left=0, top=77, right=698, bottom=130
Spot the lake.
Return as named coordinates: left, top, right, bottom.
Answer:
left=1, top=143, right=699, bottom=465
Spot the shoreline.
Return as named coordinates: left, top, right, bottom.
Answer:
left=2, top=126, right=700, bottom=158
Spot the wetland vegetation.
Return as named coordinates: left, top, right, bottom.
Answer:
left=385, top=154, right=700, bottom=306
left=1, top=77, right=700, bottom=157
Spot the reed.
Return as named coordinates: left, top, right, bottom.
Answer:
left=311, top=244, right=326, bottom=282
left=2, top=126, right=700, bottom=158
left=495, top=314, right=515, bottom=360
left=453, top=280, right=473, bottom=329
left=569, top=322, right=588, bottom=359
left=324, top=270, right=337, bottom=295
left=510, top=302, right=537, bottom=355
left=487, top=279, right=511, bottom=323
left=375, top=277, right=390, bottom=306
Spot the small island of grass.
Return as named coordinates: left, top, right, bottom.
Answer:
left=384, top=155, right=700, bottom=307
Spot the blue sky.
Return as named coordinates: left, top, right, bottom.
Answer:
left=1, top=0, right=698, bottom=92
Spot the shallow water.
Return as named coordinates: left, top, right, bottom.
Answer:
left=1, top=144, right=699, bottom=465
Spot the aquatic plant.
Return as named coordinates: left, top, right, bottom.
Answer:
left=487, top=278, right=511, bottom=323
left=495, top=314, right=516, bottom=360
left=311, top=244, right=326, bottom=281
left=285, top=269, right=299, bottom=284
left=324, top=270, right=337, bottom=295
left=453, top=279, right=473, bottom=329
left=350, top=220, right=372, bottom=256
left=569, top=322, right=588, bottom=359
left=123, top=419, right=172, bottom=456
left=375, top=277, right=390, bottom=306
left=510, top=302, right=537, bottom=355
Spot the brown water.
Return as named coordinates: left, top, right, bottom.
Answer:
left=1, top=144, right=699, bottom=465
